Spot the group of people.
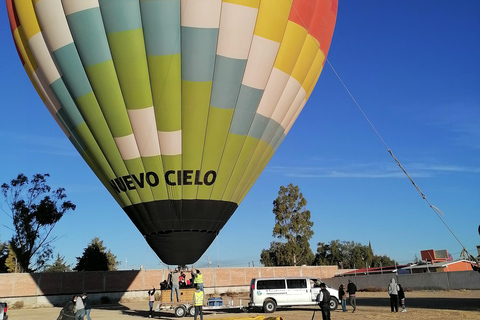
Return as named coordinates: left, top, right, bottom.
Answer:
left=388, top=278, right=406, bottom=313
left=337, top=279, right=357, bottom=313
left=57, top=293, right=92, bottom=320
left=170, top=268, right=205, bottom=320
left=335, top=278, right=406, bottom=316
left=148, top=268, right=205, bottom=320
left=169, top=268, right=204, bottom=303
left=317, top=279, right=358, bottom=320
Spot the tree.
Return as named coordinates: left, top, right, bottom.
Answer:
left=260, top=243, right=280, bottom=267
left=314, top=240, right=395, bottom=268
left=0, top=237, right=9, bottom=273
left=315, top=240, right=346, bottom=266
left=74, top=237, right=119, bottom=271
left=44, top=254, right=72, bottom=272
left=261, top=184, right=314, bottom=266
left=1, top=173, right=76, bottom=272
left=413, top=254, right=421, bottom=264
left=5, top=244, right=22, bottom=273
left=371, top=254, right=395, bottom=268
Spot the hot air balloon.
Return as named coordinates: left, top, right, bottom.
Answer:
left=6, top=0, right=337, bottom=265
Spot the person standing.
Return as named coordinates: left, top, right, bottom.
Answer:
left=388, top=278, right=400, bottom=312
left=338, top=284, right=347, bottom=312
left=148, top=286, right=155, bottom=318
left=398, top=283, right=406, bottom=312
left=193, top=284, right=204, bottom=320
left=75, top=294, right=86, bottom=320
left=316, top=282, right=331, bottom=320
left=191, top=269, right=204, bottom=294
left=82, top=293, right=92, bottom=320
left=346, top=279, right=357, bottom=313
left=171, top=269, right=181, bottom=304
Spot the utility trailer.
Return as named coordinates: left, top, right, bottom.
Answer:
left=155, top=288, right=248, bottom=317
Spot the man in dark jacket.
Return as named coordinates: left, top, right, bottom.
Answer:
left=347, top=280, right=357, bottom=313
left=82, top=293, right=92, bottom=320
left=316, top=282, right=331, bottom=320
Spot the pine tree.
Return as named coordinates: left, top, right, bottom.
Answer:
left=74, top=237, right=119, bottom=271
left=44, top=254, right=72, bottom=272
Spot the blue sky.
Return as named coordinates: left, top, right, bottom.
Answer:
left=0, top=1, right=479, bottom=270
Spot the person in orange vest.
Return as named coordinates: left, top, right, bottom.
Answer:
left=193, top=284, right=204, bottom=320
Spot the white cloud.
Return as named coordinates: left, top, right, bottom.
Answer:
left=2, top=131, right=77, bottom=157
left=266, top=160, right=480, bottom=179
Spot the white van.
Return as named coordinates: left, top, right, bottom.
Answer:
left=248, top=277, right=339, bottom=313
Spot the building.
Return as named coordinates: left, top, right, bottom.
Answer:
left=403, top=260, right=473, bottom=273
left=339, top=264, right=411, bottom=276
left=420, top=249, right=452, bottom=263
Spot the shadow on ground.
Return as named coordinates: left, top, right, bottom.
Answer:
left=118, top=306, right=249, bottom=318
left=94, top=296, right=480, bottom=319
left=356, top=297, right=480, bottom=311
left=28, top=270, right=142, bottom=307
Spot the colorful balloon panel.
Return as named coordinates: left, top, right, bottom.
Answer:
left=7, top=0, right=337, bottom=265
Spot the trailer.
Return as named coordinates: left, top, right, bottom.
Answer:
left=156, top=288, right=248, bottom=317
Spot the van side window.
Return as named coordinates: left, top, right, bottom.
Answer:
left=287, top=279, right=307, bottom=289
left=311, top=279, right=322, bottom=288
left=257, top=280, right=286, bottom=290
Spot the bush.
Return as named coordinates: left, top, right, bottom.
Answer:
left=220, top=290, right=243, bottom=297
left=361, top=287, right=385, bottom=292
left=12, top=301, right=24, bottom=309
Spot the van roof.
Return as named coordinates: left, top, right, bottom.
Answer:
left=252, top=277, right=323, bottom=280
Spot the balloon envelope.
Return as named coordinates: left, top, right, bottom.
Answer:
left=7, top=0, right=337, bottom=265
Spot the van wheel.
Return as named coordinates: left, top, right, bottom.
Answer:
left=263, top=299, right=276, bottom=313
left=329, top=298, right=338, bottom=311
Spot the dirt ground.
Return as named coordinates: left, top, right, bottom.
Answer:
left=7, top=290, right=480, bottom=320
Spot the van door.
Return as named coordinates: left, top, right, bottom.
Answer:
left=256, top=279, right=288, bottom=306
left=310, top=278, right=322, bottom=302
left=286, top=279, right=309, bottom=304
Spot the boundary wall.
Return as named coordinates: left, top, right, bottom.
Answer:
left=327, top=271, right=480, bottom=291
left=2, top=267, right=478, bottom=307
left=0, top=265, right=338, bottom=306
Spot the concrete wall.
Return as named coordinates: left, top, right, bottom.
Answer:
left=0, top=265, right=338, bottom=307
left=325, top=271, right=480, bottom=291
left=2, top=267, right=478, bottom=308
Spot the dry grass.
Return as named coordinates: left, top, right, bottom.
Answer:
left=10, top=301, right=24, bottom=309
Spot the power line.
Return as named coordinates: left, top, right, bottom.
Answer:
left=326, top=59, right=475, bottom=261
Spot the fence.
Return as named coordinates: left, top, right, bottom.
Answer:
left=324, top=270, right=480, bottom=291
left=0, top=265, right=338, bottom=307
left=1, top=266, right=478, bottom=307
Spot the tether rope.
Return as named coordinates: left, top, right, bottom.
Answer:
left=326, top=58, right=476, bottom=262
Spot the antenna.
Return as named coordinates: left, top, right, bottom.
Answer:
left=216, top=237, right=220, bottom=267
